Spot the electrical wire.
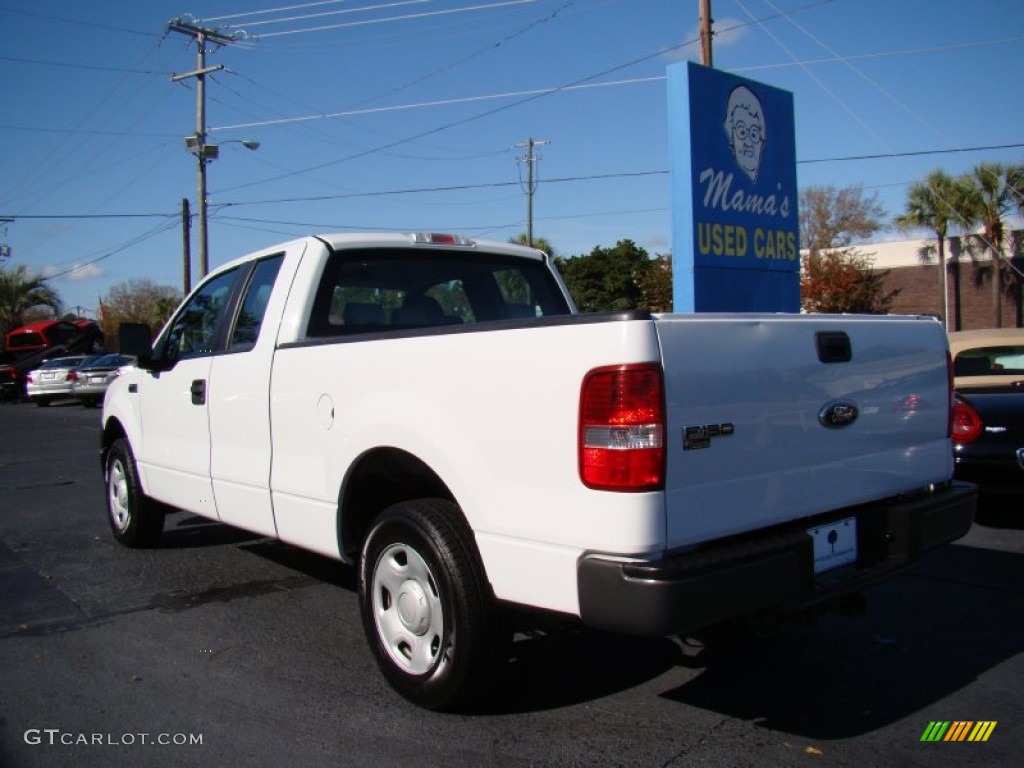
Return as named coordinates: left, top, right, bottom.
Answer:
left=40, top=219, right=180, bottom=281
left=218, top=0, right=431, bottom=29
left=0, top=4, right=159, bottom=36
left=203, top=0, right=373, bottom=24
left=3, top=142, right=1019, bottom=219
left=211, top=0, right=841, bottom=193
left=246, top=1, right=538, bottom=39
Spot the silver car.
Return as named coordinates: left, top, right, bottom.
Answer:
left=25, top=355, right=93, bottom=407
left=71, top=354, right=135, bottom=408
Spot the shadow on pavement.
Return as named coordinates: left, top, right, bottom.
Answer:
left=657, top=540, right=1024, bottom=738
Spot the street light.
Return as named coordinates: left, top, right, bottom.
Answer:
left=184, top=135, right=260, bottom=278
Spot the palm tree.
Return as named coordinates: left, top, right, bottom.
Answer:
left=895, top=170, right=960, bottom=330
left=960, top=163, right=1014, bottom=327
left=1008, top=163, right=1024, bottom=217
left=0, top=265, right=62, bottom=336
left=510, top=233, right=558, bottom=258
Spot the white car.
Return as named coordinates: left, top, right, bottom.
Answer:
left=25, top=355, right=94, bottom=406
left=70, top=354, right=135, bottom=408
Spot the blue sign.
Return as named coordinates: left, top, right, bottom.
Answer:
left=668, top=61, right=800, bottom=312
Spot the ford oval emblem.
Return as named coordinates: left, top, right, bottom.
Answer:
left=819, top=401, right=859, bottom=429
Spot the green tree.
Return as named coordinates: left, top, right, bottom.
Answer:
left=556, top=240, right=653, bottom=312
left=1009, top=164, right=1024, bottom=217
left=799, top=184, right=888, bottom=315
left=959, top=163, right=1018, bottom=327
left=99, top=279, right=181, bottom=347
left=510, top=233, right=558, bottom=258
left=801, top=249, right=897, bottom=314
left=0, top=264, right=62, bottom=336
left=894, top=169, right=963, bottom=329
left=637, top=253, right=673, bottom=312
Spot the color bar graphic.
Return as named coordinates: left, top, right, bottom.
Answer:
left=920, top=721, right=996, bottom=742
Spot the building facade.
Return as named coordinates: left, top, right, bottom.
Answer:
left=859, top=230, right=1023, bottom=331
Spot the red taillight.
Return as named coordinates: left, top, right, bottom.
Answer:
left=579, top=364, right=665, bottom=491
left=946, top=350, right=954, bottom=438
left=951, top=398, right=983, bottom=444
left=67, top=371, right=78, bottom=382
left=26, top=371, right=33, bottom=383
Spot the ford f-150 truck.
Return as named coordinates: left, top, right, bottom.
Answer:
left=103, top=232, right=976, bottom=710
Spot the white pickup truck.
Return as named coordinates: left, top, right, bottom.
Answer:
left=103, top=232, right=975, bottom=710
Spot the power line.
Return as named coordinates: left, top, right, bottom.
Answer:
left=212, top=0, right=843, bottom=193
left=0, top=125, right=178, bottom=138
left=39, top=220, right=180, bottom=281
left=3, top=140, right=1021, bottom=220
left=0, top=53, right=172, bottom=75
left=212, top=76, right=663, bottom=132
left=0, top=4, right=158, bottom=36
left=203, top=0, right=365, bottom=23
left=800, top=144, right=1024, bottom=164
left=218, top=0, right=431, bottom=29
left=246, top=0, right=538, bottom=39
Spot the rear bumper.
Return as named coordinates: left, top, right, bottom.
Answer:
left=577, top=482, right=977, bottom=637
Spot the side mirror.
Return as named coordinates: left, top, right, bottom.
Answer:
left=118, top=323, right=155, bottom=369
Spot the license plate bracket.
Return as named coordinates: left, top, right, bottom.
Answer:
left=807, top=517, right=857, bottom=574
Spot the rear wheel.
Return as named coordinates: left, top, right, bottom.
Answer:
left=359, top=499, right=492, bottom=711
left=106, top=438, right=164, bottom=548
left=34, top=397, right=50, bottom=408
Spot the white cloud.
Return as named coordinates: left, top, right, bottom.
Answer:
left=41, top=263, right=107, bottom=282
left=643, top=233, right=670, bottom=252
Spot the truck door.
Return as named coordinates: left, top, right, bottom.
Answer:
left=135, top=267, right=241, bottom=518
left=208, top=252, right=289, bottom=537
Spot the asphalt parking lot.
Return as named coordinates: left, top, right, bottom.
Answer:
left=1, top=401, right=1022, bottom=767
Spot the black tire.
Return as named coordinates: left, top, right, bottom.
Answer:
left=34, top=397, right=50, bottom=408
left=81, top=398, right=98, bottom=408
left=359, top=499, right=493, bottom=711
left=105, top=438, right=164, bottom=548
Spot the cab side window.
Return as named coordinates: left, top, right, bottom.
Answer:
left=230, top=255, right=284, bottom=350
left=160, top=268, right=239, bottom=361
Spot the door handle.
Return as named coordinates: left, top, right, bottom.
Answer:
left=190, top=379, right=206, bottom=405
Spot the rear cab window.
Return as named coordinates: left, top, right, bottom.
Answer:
left=306, top=248, right=570, bottom=337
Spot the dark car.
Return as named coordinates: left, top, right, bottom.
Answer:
left=949, top=329, right=1024, bottom=496
left=70, top=354, right=135, bottom=408
left=952, top=390, right=1024, bottom=495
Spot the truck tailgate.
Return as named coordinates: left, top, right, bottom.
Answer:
left=655, top=314, right=953, bottom=549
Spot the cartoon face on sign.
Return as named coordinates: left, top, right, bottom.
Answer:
left=724, top=85, right=766, bottom=183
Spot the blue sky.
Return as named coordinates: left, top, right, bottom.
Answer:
left=1, top=0, right=1022, bottom=315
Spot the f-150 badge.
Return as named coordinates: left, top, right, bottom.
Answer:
left=819, top=401, right=859, bottom=429
left=683, top=423, right=735, bottom=451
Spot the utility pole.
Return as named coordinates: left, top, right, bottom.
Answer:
left=0, top=217, right=12, bottom=260
left=168, top=18, right=235, bottom=279
left=699, top=0, right=714, bottom=67
left=181, top=198, right=192, bottom=295
left=515, top=138, right=549, bottom=248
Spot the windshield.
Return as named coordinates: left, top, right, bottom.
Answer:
left=954, top=345, right=1024, bottom=377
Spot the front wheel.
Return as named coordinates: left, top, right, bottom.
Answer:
left=359, top=499, right=492, bottom=711
left=105, top=438, right=164, bottom=548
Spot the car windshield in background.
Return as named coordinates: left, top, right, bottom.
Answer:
left=39, top=357, right=87, bottom=370
left=953, top=345, right=1024, bottom=378
left=83, top=354, right=133, bottom=369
